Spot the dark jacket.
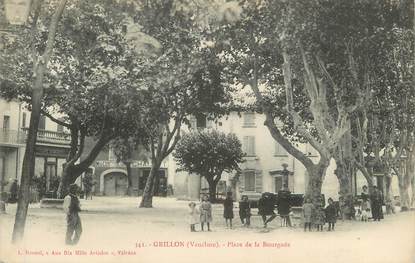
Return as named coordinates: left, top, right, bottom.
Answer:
left=223, top=198, right=234, bottom=219
left=277, top=191, right=291, bottom=216
left=325, top=203, right=337, bottom=223
left=258, top=195, right=275, bottom=215
left=69, top=194, right=81, bottom=214
left=239, top=201, right=251, bottom=218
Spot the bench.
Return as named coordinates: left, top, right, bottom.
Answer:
left=40, top=198, right=64, bottom=209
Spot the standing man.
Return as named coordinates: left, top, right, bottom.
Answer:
left=8, top=179, right=18, bottom=203
left=63, top=184, right=82, bottom=245
left=371, top=185, right=383, bottom=221
left=277, top=188, right=292, bottom=227
left=258, top=192, right=277, bottom=228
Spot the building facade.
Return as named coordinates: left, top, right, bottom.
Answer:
left=80, top=139, right=171, bottom=197
left=170, top=112, right=400, bottom=201
left=0, top=98, right=71, bottom=198
left=0, top=99, right=25, bottom=193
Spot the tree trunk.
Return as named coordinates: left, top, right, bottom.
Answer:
left=208, top=180, right=218, bottom=203
left=12, top=84, right=42, bottom=243
left=305, top=163, right=327, bottom=207
left=334, top=157, right=354, bottom=219
left=124, top=162, right=133, bottom=196
left=398, top=175, right=410, bottom=211
left=58, top=134, right=110, bottom=198
left=384, top=175, right=394, bottom=214
left=333, top=127, right=355, bottom=219
left=12, top=0, right=67, bottom=244
left=152, top=169, right=160, bottom=196
left=139, top=159, right=161, bottom=208
left=57, top=162, right=82, bottom=198
left=411, top=175, right=415, bottom=208
left=397, top=145, right=414, bottom=211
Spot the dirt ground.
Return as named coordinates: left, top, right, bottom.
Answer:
left=0, top=196, right=414, bottom=263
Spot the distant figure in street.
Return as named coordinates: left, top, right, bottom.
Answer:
left=8, top=179, right=18, bottom=203
left=239, top=195, right=251, bottom=227
left=277, top=188, right=292, bottom=227
left=188, top=202, right=200, bottom=232
left=314, top=204, right=325, bottom=231
left=0, top=192, right=7, bottom=214
left=361, top=208, right=369, bottom=222
left=223, top=192, right=234, bottom=229
left=360, top=185, right=371, bottom=219
left=302, top=197, right=314, bottom=231
left=200, top=195, right=212, bottom=231
left=63, top=184, right=82, bottom=245
left=371, top=186, right=383, bottom=221
left=258, top=192, right=277, bottom=228
left=325, top=198, right=337, bottom=231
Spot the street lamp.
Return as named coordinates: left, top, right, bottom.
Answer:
left=281, top=163, right=292, bottom=189
left=4, top=0, right=32, bottom=25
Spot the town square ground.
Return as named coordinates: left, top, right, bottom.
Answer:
left=1, top=197, right=414, bottom=263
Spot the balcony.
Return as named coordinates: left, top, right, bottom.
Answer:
left=21, top=127, right=71, bottom=146
left=0, top=128, right=26, bottom=146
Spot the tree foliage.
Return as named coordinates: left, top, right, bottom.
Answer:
left=174, top=130, right=244, bottom=201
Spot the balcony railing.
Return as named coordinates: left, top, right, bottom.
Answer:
left=0, top=128, right=26, bottom=145
left=21, top=127, right=71, bottom=145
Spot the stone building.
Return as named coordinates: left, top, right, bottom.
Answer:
left=0, top=98, right=71, bottom=197
left=78, top=139, right=170, bottom=197
left=169, top=112, right=400, bottom=201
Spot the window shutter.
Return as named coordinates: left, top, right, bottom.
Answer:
left=255, top=170, right=263, bottom=192
left=275, top=141, right=288, bottom=155
left=243, top=112, right=255, bottom=126
left=249, top=137, right=255, bottom=156
left=243, top=136, right=248, bottom=154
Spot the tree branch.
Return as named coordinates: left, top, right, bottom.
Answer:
left=283, top=51, right=331, bottom=157
left=40, top=109, right=71, bottom=128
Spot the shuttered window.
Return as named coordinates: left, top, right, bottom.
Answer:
left=38, top=115, right=46, bottom=130
left=244, top=170, right=255, bottom=192
left=275, top=141, right=288, bottom=156
left=243, top=112, right=256, bottom=127
left=22, top=112, right=27, bottom=128
left=243, top=136, right=256, bottom=156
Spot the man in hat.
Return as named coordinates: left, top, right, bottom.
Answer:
left=63, top=184, right=82, bottom=245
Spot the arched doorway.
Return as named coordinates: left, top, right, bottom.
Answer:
left=101, top=170, right=128, bottom=196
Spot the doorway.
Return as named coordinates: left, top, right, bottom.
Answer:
left=275, top=176, right=283, bottom=193
left=104, top=172, right=128, bottom=196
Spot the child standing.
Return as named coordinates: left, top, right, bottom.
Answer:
left=223, top=192, right=234, bottom=229
left=361, top=208, right=370, bottom=222
left=239, top=195, right=251, bottom=227
left=188, top=202, right=200, bottom=232
left=325, top=197, right=337, bottom=231
left=200, top=195, right=212, bottom=231
left=314, top=204, right=325, bottom=231
left=302, top=197, right=314, bottom=232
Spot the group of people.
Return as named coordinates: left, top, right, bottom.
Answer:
left=188, top=185, right=386, bottom=233
left=188, top=193, right=252, bottom=232
left=188, top=191, right=334, bottom=232
left=188, top=192, right=338, bottom=232
left=357, top=185, right=384, bottom=221
left=302, top=197, right=337, bottom=232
